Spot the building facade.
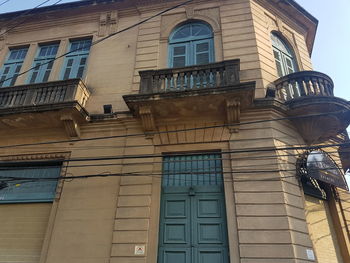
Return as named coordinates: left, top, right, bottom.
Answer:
left=0, top=0, right=349, bottom=262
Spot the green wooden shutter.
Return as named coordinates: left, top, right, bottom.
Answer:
left=0, top=165, right=61, bottom=203
left=61, top=39, right=92, bottom=80
left=28, top=44, right=58, bottom=84
left=194, top=40, right=211, bottom=65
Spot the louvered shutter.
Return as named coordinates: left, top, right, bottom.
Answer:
left=0, top=165, right=61, bottom=203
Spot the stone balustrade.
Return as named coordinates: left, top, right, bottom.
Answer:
left=0, top=78, right=90, bottom=109
left=274, top=71, right=334, bottom=101
left=139, top=59, right=240, bottom=94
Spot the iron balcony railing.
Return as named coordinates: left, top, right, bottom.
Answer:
left=274, top=71, right=334, bottom=102
left=139, top=60, right=240, bottom=94
left=0, top=78, right=90, bottom=109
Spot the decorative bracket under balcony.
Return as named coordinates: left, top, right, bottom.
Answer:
left=61, top=114, right=81, bottom=138
left=139, top=105, right=156, bottom=138
left=226, top=98, right=240, bottom=133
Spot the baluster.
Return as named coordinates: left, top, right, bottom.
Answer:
left=219, top=68, right=225, bottom=86
left=5, top=93, right=10, bottom=107
left=291, top=79, right=300, bottom=98
left=153, top=75, right=160, bottom=92
left=212, top=69, right=218, bottom=88
left=14, top=90, right=22, bottom=105
left=317, top=78, right=325, bottom=95
left=284, top=81, right=292, bottom=100
left=198, top=70, right=205, bottom=89
left=160, top=74, right=167, bottom=92
left=57, top=86, right=63, bottom=101
left=275, top=85, right=284, bottom=101
left=55, top=86, right=61, bottom=102
left=185, top=71, right=191, bottom=90
left=311, top=77, right=319, bottom=95
left=324, top=80, right=333, bottom=96
left=205, top=69, right=211, bottom=88
left=304, top=77, right=313, bottom=95
left=178, top=72, right=187, bottom=90
left=192, top=71, right=198, bottom=89
left=297, top=79, right=306, bottom=96
left=167, top=73, right=173, bottom=91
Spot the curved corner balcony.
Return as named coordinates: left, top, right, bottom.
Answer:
left=274, top=71, right=350, bottom=144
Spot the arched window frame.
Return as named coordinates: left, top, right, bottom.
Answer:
left=168, top=21, right=215, bottom=68
left=271, top=32, right=298, bottom=77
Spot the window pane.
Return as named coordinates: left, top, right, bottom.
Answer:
left=192, top=24, right=211, bottom=37
left=174, top=46, right=186, bottom=56
left=196, top=42, right=209, bottom=52
left=273, top=50, right=284, bottom=77
left=63, top=68, right=71, bottom=80
left=196, top=53, right=209, bottom=65
left=173, top=56, right=186, bottom=68
left=172, top=25, right=191, bottom=40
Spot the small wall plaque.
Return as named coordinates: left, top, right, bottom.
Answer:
left=306, top=249, right=315, bottom=261
left=135, top=245, right=145, bottom=255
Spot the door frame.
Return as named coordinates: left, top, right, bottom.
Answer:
left=147, top=143, right=240, bottom=263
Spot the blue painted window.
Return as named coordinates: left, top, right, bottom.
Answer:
left=28, top=43, right=59, bottom=84
left=61, top=39, right=92, bottom=80
left=0, top=163, right=61, bottom=203
left=0, top=47, right=28, bottom=87
left=271, top=33, right=298, bottom=77
left=169, top=22, right=214, bottom=67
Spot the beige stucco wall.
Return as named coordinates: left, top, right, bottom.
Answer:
left=305, top=195, right=344, bottom=263
left=0, top=0, right=349, bottom=263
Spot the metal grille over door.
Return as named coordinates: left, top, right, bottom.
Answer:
left=158, top=153, right=229, bottom=263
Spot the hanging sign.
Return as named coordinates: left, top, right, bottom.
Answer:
left=305, top=150, right=348, bottom=190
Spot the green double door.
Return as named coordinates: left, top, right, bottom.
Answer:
left=158, top=185, right=229, bottom=263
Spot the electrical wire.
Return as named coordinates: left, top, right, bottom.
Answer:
left=0, top=170, right=300, bottom=182
left=0, top=0, right=63, bottom=37
left=0, top=0, right=10, bottom=7
left=0, top=0, right=194, bottom=86
left=0, top=109, right=348, bottom=150
left=0, top=155, right=345, bottom=176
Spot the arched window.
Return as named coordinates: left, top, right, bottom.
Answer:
left=169, top=22, right=214, bottom=68
left=271, top=32, right=298, bottom=77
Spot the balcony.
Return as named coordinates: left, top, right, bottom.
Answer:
left=124, top=60, right=255, bottom=134
left=272, top=71, right=350, bottom=144
left=0, top=79, right=90, bottom=137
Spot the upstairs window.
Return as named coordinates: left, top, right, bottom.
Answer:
left=271, top=33, right=298, bottom=77
left=0, top=47, right=28, bottom=87
left=28, top=43, right=59, bottom=84
left=169, top=22, right=214, bottom=68
left=61, top=39, right=92, bottom=80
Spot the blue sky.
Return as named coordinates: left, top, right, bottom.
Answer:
left=0, top=0, right=349, bottom=101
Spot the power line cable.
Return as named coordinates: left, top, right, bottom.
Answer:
left=0, top=170, right=302, bottom=182
left=0, top=0, right=193, bottom=86
left=0, top=0, right=63, bottom=37
left=0, top=0, right=10, bottom=7
left=0, top=109, right=348, bottom=149
left=0, top=141, right=348, bottom=165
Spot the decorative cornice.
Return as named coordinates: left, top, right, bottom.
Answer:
left=0, top=152, right=70, bottom=162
